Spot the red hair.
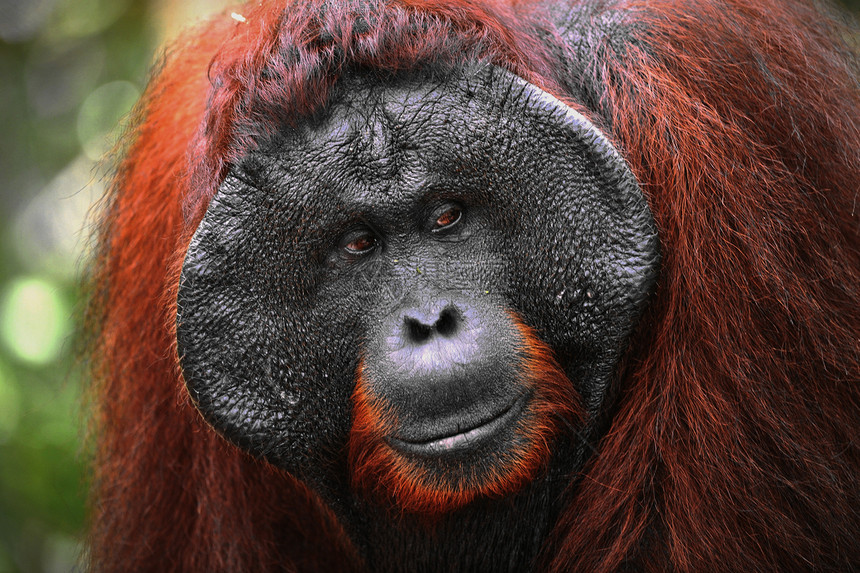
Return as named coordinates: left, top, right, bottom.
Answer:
left=542, top=1, right=860, bottom=571
left=86, top=0, right=860, bottom=571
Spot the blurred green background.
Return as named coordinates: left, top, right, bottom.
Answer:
left=0, top=0, right=856, bottom=571
left=0, top=1, right=231, bottom=571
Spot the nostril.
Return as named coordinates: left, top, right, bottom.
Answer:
left=435, top=307, right=459, bottom=337
left=401, top=305, right=462, bottom=344
left=405, top=317, right=433, bottom=343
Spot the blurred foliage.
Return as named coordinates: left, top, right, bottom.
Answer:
left=0, top=0, right=229, bottom=571
left=0, top=0, right=855, bottom=571
left=0, top=0, right=155, bottom=569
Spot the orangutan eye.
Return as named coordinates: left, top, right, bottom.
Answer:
left=343, top=232, right=377, bottom=255
left=432, top=205, right=463, bottom=232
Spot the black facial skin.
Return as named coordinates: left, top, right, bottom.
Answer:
left=177, top=65, right=659, bottom=571
left=366, top=291, right=524, bottom=452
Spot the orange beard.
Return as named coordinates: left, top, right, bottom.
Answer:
left=348, top=316, right=583, bottom=514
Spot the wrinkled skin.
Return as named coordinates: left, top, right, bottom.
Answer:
left=177, top=65, right=659, bottom=571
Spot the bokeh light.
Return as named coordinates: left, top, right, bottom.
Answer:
left=0, top=0, right=231, bottom=570
left=48, top=0, right=134, bottom=39
left=14, top=156, right=105, bottom=280
left=77, top=80, right=140, bottom=160
left=0, top=277, right=70, bottom=365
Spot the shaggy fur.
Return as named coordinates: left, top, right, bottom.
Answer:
left=86, top=0, right=860, bottom=570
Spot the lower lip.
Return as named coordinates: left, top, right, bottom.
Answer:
left=389, top=397, right=525, bottom=455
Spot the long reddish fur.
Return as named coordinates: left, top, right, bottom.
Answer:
left=86, top=0, right=860, bottom=571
